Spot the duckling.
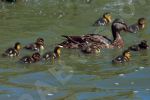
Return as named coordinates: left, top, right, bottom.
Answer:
left=24, top=37, right=45, bottom=52
left=20, top=52, right=41, bottom=64
left=80, top=42, right=100, bottom=54
left=42, top=45, right=63, bottom=60
left=2, top=42, right=21, bottom=57
left=128, top=40, right=149, bottom=51
left=128, top=18, right=146, bottom=33
left=93, top=12, right=112, bottom=26
left=112, top=50, right=131, bottom=64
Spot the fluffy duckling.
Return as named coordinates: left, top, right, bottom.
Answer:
left=20, top=52, right=41, bottom=64
left=2, top=42, right=21, bottom=57
left=112, top=50, right=131, bottom=64
left=24, top=37, right=44, bottom=52
left=42, top=45, right=63, bottom=60
left=128, top=18, right=146, bottom=33
left=80, top=42, right=101, bottom=54
left=128, top=40, right=149, bottom=51
left=93, top=12, right=112, bottom=26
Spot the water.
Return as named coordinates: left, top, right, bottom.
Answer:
left=0, top=0, right=150, bottom=100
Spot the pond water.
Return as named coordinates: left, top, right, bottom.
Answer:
left=0, top=0, right=150, bottom=100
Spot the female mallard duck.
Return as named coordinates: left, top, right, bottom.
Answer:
left=42, top=45, right=63, bottom=60
left=24, top=37, right=44, bottom=52
left=93, top=12, right=112, bottom=26
left=20, top=52, right=41, bottom=64
left=128, top=40, right=149, bottom=51
left=2, top=42, right=21, bottom=57
left=112, top=50, right=131, bottom=64
left=59, top=18, right=131, bottom=49
left=128, top=18, right=146, bottom=33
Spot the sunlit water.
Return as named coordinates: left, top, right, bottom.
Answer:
left=0, top=0, right=150, bottom=100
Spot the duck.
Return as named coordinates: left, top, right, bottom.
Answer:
left=2, top=42, right=21, bottom=57
left=59, top=18, right=132, bottom=49
left=128, top=18, right=146, bottom=33
left=42, top=45, right=63, bottom=60
left=93, top=12, right=112, bottom=26
left=20, top=52, right=41, bottom=64
left=24, top=37, right=45, bottom=52
left=128, top=40, right=149, bottom=51
left=112, top=49, right=131, bottom=64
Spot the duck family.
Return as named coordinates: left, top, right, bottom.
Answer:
left=1, top=12, right=149, bottom=64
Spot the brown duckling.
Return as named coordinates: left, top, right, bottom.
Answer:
left=20, top=52, right=41, bottom=64
left=24, top=37, right=44, bottom=52
left=2, top=42, right=21, bottom=57
left=59, top=18, right=131, bottom=49
left=128, top=40, right=149, bottom=51
left=112, top=50, right=131, bottom=64
left=128, top=18, right=146, bottom=33
left=80, top=42, right=100, bottom=54
left=93, top=12, right=112, bottom=26
left=42, top=45, right=63, bottom=60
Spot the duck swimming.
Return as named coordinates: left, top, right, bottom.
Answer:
left=20, top=52, right=41, bottom=64
left=128, top=18, right=146, bottom=33
left=42, top=45, right=63, bottom=61
left=112, top=49, right=131, bottom=64
left=24, top=37, right=44, bottom=52
left=79, top=41, right=101, bottom=54
left=2, top=42, right=21, bottom=57
left=93, top=12, right=112, bottom=26
left=128, top=40, right=149, bottom=51
left=59, top=18, right=131, bottom=49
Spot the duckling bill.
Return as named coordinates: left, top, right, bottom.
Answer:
left=42, top=45, right=63, bottom=61
left=2, top=42, right=21, bottom=57
left=112, top=50, right=131, bottom=64
left=20, top=52, right=41, bottom=64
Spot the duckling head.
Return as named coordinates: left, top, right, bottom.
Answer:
left=54, top=45, right=63, bottom=57
left=138, top=18, right=146, bottom=29
left=139, top=40, right=149, bottom=49
left=14, top=42, right=21, bottom=51
left=103, top=12, right=112, bottom=23
left=36, top=37, right=44, bottom=44
left=36, top=38, right=45, bottom=51
left=32, top=52, right=41, bottom=62
left=123, top=50, right=131, bottom=60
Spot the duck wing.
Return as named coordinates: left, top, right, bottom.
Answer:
left=61, top=35, right=85, bottom=43
left=84, top=34, right=112, bottom=46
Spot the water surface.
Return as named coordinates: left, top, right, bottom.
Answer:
left=0, top=0, right=150, bottom=100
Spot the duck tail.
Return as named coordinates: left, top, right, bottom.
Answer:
left=61, top=35, right=69, bottom=39
left=61, top=35, right=79, bottom=44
